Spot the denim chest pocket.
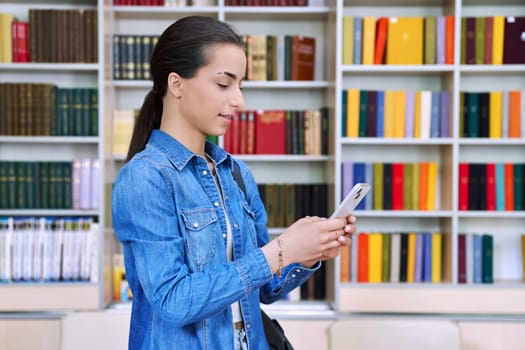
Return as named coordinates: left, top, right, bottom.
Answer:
left=241, top=202, right=258, bottom=247
left=181, top=208, right=218, bottom=268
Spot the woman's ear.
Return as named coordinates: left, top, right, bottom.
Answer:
left=167, top=72, right=183, bottom=99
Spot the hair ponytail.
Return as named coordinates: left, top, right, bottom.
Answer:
left=126, top=89, right=163, bottom=162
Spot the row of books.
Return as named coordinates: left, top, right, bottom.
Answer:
left=460, top=91, right=524, bottom=138
left=225, top=0, right=308, bottom=5
left=0, top=83, right=98, bottom=137
left=459, top=163, right=525, bottom=211
left=223, top=108, right=329, bottom=156
left=340, top=232, right=446, bottom=284
left=342, top=162, right=439, bottom=211
left=257, top=183, right=328, bottom=228
left=461, top=16, right=525, bottom=65
left=112, top=35, right=158, bottom=81
left=113, top=0, right=214, bottom=5
left=342, top=16, right=454, bottom=65
left=342, top=89, right=450, bottom=138
left=458, top=233, right=494, bottom=284
left=243, top=34, right=316, bottom=81
left=0, top=9, right=97, bottom=63
left=0, top=217, right=98, bottom=283
left=0, top=160, right=100, bottom=210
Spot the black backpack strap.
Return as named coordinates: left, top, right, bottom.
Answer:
left=232, top=161, right=247, bottom=198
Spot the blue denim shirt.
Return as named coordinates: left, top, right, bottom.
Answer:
left=112, top=130, right=319, bottom=350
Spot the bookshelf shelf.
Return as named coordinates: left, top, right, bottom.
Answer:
left=0, top=136, right=100, bottom=144
left=0, top=209, right=100, bottom=216
left=458, top=211, right=525, bottom=219
left=353, top=210, right=455, bottom=218
left=342, top=65, right=455, bottom=74
left=223, top=6, right=332, bottom=20
left=109, top=5, right=220, bottom=19
left=341, top=138, right=455, bottom=145
left=108, top=80, right=332, bottom=89
left=459, top=65, right=525, bottom=75
left=458, top=139, right=525, bottom=146
left=234, top=154, right=331, bottom=162
left=0, top=63, right=100, bottom=72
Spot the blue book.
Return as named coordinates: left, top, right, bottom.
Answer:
left=440, top=91, right=450, bottom=137
left=473, top=233, right=483, bottom=283
left=376, top=90, right=384, bottom=137
left=365, top=162, right=373, bottom=209
left=414, top=233, right=424, bottom=282
left=430, top=91, right=440, bottom=137
left=495, top=163, right=506, bottom=210
left=423, top=232, right=432, bottom=282
left=353, top=162, right=367, bottom=210
left=353, top=17, right=363, bottom=65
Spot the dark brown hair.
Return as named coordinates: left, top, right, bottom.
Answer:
left=126, top=16, right=243, bottom=162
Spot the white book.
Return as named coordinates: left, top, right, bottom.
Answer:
left=276, top=35, right=285, bottom=82
left=51, top=219, right=64, bottom=281
left=72, top=160, right=82, bottom=209
left=91, top=159, right=100, bottom=210
left=420, top=90, right=432, bottom=139
left=89, top=223, right=100, bottom=283
left=61, top=218, right=75, bottom=280
left=21, top=218, right=35, bottom=281
left=80, top=159, right=92, bottom=210
left=0, top=217, right=13, bottom=282
left=32, top=217, right=45, bottom=281
left=502, top=91, right=509, bottom=138
left=79, top=218, right=93, bottom=281
left=390, top=233, right=401, bottom=283
left=11, top=218, right=24, bottom=281
left=41, top=218, right=54, bottom=281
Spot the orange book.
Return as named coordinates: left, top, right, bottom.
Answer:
left=291, top=35, right=316, bottom=81
left=418, top=162, right=429, bottom=210
left=508, top=91, right=522, bottom=138
left=374, top=17, right=389, bottom=64
left=505, top=163, right=514, bottom=211
left=357, top=233, right=369, bottom=282
left=427, top=162, right=438, bottom=210
left=386, top=17, right=424, bottom=65
left=362, top=17, right=377, bottom=65
left=340, top=244, right=350, bottom=282
left=445, top=15, right=455, bottom=64
left=407, top=232, right=417, bottom=283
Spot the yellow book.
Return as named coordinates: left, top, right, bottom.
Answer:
left=368, top=232, right=383, bottom=283
left=342, top=16, right=354, bottom=65
left=383, top=90, right=396, bottom=137
left=414, top=91, right=422, bottom=138
left=407, top=232, right=416, bottom=282
left=489, top=91, right=503, bottom=138
left=0, top=13, right=14, bottom=63
left=431, top=232, right=442, bottom=283
left=346, top=89, right=360, bottom=137
left=386, top=17, right=424, bottom=65
left=373, top=162, right=384, bottom=210
left=362, top=17, right=376, bottom=65
left=492, top=16, right=505, bottom=65
left=393, top=90, right=406, bottom=138
left=427, top=162, right=438, bottom=210
left=112, top=110, right=135, bottom=157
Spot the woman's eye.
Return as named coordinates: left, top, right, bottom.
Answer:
left=217, top=83, right=228, bottom=89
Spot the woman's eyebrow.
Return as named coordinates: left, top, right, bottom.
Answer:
left=217, top=71, right=238, bottom=80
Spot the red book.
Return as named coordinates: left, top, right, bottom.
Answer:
left=255, top=110, right=286, bottom=154
left=459, top=163, right=470, bottom=210
left=505, top=163, right=514, bottom=211
left=391, top=162, right=404, bottom=210
left=230, top=112, right=242, bottom=154
left=12, top=21, right=30, bottom=62
left=445, top=15, right=455, bottom=64
left=486, top=163, right=496, bottom=210
left=357, top=233, right=369, bottom=283
left=374, top=17, right=388, bottom=65
left=503, top=16, right=525, bottom=64
left=458, top=233, right=467, bottom=283
left=484, top=17, right=494, bottom=64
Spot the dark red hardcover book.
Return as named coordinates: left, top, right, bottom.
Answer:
left=503, top=16, right=525, bottom=64
left=459, top=162, right=469, bottom=210
left=458, top=233, right=467, bottom=283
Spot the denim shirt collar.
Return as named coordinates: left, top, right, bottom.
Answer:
left=147, top=129, right=233, bottom=171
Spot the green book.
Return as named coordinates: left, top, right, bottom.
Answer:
left=90, top=88, right=98, bottom=137
left=16, top=162, right=27, bottom=209
left=81, top=89, right=91, bottom=136
left=62, top=162, right=72, bottom=209
left=513, top=163, right=523, bottom=211
left=39, top=162, right=49, bottom=209
left=475, top=17, right=485, bottom=65
left=72, top=88, right=84, bottom=136
left=373, top=162, right=383, bottom=210
left=424, top=16, right=437, bottom=64
left=412, top=162, right=420, bottom=211
left=467, top=92, right=479, bottom=137
left=404, top=163, right=414, bottom=210
left=358, top=90, right=368, bottom=137
left=381, top=233, right=391, bottom=282
left=0, top=162, right=7, bottom=209
left=482, top=234, right=493, bottom=283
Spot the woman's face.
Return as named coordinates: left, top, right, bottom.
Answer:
left=178, top=43, right=246, bottom=138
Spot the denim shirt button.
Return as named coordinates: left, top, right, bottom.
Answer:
left=202, top=170, right=208, bottom=175
left=291, top=274, right=296, bottom=278
left=296, top=269, right=301, bottom=273
left=214, top=202, right=219, bottom=207
left=193, top=222, right=199, bottom=228
left=222, top=233, right=227, bottom=238
left=246, top=323, right=251, bottom=329
left=233, top=223, right=239, bottom=229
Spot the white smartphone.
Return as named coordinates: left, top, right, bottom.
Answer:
left=330, top=183, right=371, bottom=219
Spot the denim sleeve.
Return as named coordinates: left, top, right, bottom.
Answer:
left=112, top=160, right=273, bottom=326
left=235, top=161, right=321, bottom=304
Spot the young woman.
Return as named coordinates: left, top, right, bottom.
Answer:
left=112, top=16, right=356, bottom=350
